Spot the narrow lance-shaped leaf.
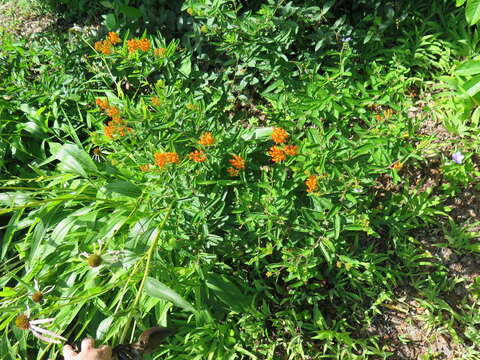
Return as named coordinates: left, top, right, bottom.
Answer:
left=145, top=277, right=196, bottom=313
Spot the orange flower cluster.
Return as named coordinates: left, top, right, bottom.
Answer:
left=94, top=32, right=121, bottom=55
left=391, top=160, right=403, bottom=170
left=188, top=133, right=216, bottom=164
left=305, top=175, right=317, bottom=193
left=96, top=98, right=109, bottom=110
left=375, top=108, right=394, bottom=122
left=272, top=127, right=289, bottom=144
left=154, top=152, right=179, bottom=168
left=267, top=127, right=298, bottom=163
left=96, top=98, right=132, bottom=139
left=151, top=97, right=161, bottom=106
left=154, top=47, right=167, bottom=57
left=128, top=38, right=151, bottom=53
left=139, top=164, right=150, bottom=172
left=96, top=99, right=121, bottom=121
left=267, top=144, right=298, bottom=163
left=227, top=155, right=245, bottom=176
left=268, top=146, right=286, bottom=163
left=188, top=150, right=207, bottom=162
left=198, top=132, right=215, bottom=146
left=107, top=106, right=120, bottom=119
left=107, top=32, right=121, bottom=45
left=284, top=145, right=298, bottom=156
left=103, top=120, right=132, bottom=138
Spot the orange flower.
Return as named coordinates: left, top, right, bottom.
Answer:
left=96, top=98, right=109, bottom=110
left=117, top=126, right=127, bottom=137
left=138, top=38, right=151, bottom=52
left=166, top=152, right=179, bottom=163
left=154, top=152, right=179, bottom=168
left=391, top=160, right=403, bottom=170
left=127, top=39, right=138, bottom=53
left=267, top=146, right=286, bottom=163
left=383, top=108, right=394, bottom=119
left=229, top=155, right=245, bottom=170
left=154, top=153, right=167, bottom=168
left=112, top=116, right=122, bottom=124
left=94, top=40, right=111, bottom=55
left=198, top=132, right=215, bottom=146
left=139, top=164, right=150, bottom=172
left=104, top=121, right=115, bottom=139
left=107, top=32, right=121, bottom=45
left=283, top=144, right=298, bottom=156
left=128, top=38, right=150, bottom=53
left=154, top=47, right=167, bottom=57
left=151, top=97, right=161, bottom=106
left=272, top=127, right=289, bottom=144
left=188, top=150, right=207, bottom=162
left=106, top=106, right=120, bottom=118
left=227, top=167, right=240, bottom=177
left=305, top=175, right=317, bottom=193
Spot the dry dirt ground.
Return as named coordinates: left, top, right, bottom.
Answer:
left=0, top=1, right=55, bottom=38
left=1, top=4, right=479, bottom=359
left=367, top=98, right=480, bottom=359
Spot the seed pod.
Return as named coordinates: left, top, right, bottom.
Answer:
left=32, top=291, right=43, bottom=303
left=87, top=254, right=103, bottom=267
left=15, top=314, right=30, bottom=330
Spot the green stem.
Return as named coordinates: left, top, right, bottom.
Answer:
left=119, top=201, right=175, bottom=343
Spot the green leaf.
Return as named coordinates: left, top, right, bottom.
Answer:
left=205, top=273, right=251, bottom=313
left=53, top=143, right=97, bottom=177
left=240, top=127, right=273, bottom=141
left=466, top=0, right=480, bottom=24
left=105, top=13, right=118, bottom=30
left=455, top=60, right=480, bottom=76
left=120, top=5, right=143, bottom=19
left=0, top=287, right=16, bottom=297
left=96, top=316, right=114, bottom=341
left=100, top=1, right=114, bottom=8
left=179, top=57, right=192, bottom=76
left=1, top=209, right=24, bottom=260
left=145, top=277, right=196, bottom=312
left=462, top=75, right=480, bottom=96
left=101, top=180, right=142, bottom=199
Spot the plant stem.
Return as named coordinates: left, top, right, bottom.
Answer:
left=119, top=201, right=175, bottom=343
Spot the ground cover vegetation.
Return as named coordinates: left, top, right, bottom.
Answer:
left=1, top=0, right=480, bottom=359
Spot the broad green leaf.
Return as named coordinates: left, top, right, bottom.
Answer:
left=179, top=56, right=192, bottom=76
left=105, top=13, right=118, bottom=30
left=1, top=209, right=24, bottom=260
left=240, top=127, right=273, bottom=141
left=120, top=5, right=143, bottom=19
left=54, top=143, right=97, bottom=177
left=205, top=273, right=251, bottom=313
left=100, top=180, right=142, bottom=199
left=96, top=316, right=114, bottom=341
left=0, top=287, right=16, bottom=297
left=466, top=0, right=480, bottom=24
left=455, top=60, right=480, bottom=75
left=462, top=75, right=480, bottom=96
left=100, top=1, right=114, bottom=8
left=145, top=277, right=196, bottom=312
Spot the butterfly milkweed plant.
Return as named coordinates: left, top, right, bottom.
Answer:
left=1, top=0, right=480, bottom=359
